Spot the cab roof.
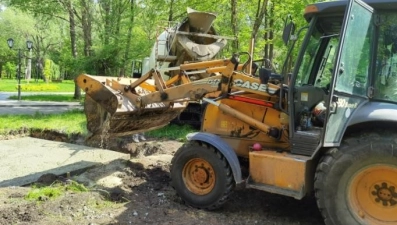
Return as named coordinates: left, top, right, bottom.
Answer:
left=304, top=0, right=397, bottom=20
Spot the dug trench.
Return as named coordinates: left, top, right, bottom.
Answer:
left=0, top=128, right=324, bottom=225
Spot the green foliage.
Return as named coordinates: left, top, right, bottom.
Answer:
left=3, top=62, right=16, bottom=78
left=43, top=59, right=60, bottom=80
left=43, top=59, right=51, bottom=80
left=6, top=0, right=320, bottom=78
left=0, top=110, right=87, bottom=135
left=20, top=83, right=60, bottom=91
left=65, top=181, right=89, bottom=192
left=8, top=94, right=79, bottom=102
left=146, top=124, right=197, bottom=141
left=0, top=79, right=75, bottom=92
left=25, top=185, right=62, bottom=201
left=83, top=45, right=123, bottom=75
left=25, top=181, right=88, bottom=201
left=52, top=63, right=61, bottom=80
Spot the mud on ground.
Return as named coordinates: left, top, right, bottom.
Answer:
left=0, top=129, right=324, bottom=225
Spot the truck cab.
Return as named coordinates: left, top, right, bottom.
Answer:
left=288, top=0, right=397, bottom=153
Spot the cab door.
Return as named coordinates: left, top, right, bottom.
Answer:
left=323, top=0, right=374, bottom=146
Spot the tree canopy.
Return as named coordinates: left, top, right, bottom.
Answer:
left=2, top=0, right=323, bottom=89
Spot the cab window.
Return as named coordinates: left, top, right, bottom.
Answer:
left=374, top=13, right=397, bottom=102
left=295, top=32, right=338, bottom=90
left=295, top=33, right=321, bottom=87
left=334, top=6, right=373, bottom=96
left=314, top=37, right=338, bottom=89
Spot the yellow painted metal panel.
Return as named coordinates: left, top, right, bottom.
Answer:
left=202, top=97, right=290, bottom=157
left=249, top=151, right=309, bottom=192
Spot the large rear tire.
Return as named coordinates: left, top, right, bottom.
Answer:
left=170, top=141, right=234, bottom=210
left=315, top=132, right=397, bottom=225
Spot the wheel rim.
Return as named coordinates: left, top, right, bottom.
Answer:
left=349, top=164, right=397, bottom=224
left=182, top=158, right=216, bottom=195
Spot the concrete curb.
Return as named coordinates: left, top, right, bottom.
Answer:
left=0, top=100, right=83, bottom=115
left=0, top=137, right=130, bottom=187
left=0, top=100, right=82, bottom=108
left=0, top=103, right=82, bottom=107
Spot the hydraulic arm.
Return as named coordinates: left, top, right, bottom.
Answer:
left=76, top=55, right=282, bottom=137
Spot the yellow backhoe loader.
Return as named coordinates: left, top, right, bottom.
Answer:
left=76, top=0, right=397, bottom=224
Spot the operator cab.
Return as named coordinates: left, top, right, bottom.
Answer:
left=286, top=0, right=378, bottom=155
left=285, top=0, right=397, bottom=156
left=292, top=28, right=340, bottom=124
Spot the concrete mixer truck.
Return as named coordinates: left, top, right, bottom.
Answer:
left=132, top=8, right=231, bottom=127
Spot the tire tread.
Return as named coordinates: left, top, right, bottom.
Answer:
left=171, top=140, right=235, bottom=210
left=315, top=129, right=397, bottom=225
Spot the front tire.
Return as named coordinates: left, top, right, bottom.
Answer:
left=170, top=141, right=234, bottom=210
left=315, top=132, right=397, bottom=225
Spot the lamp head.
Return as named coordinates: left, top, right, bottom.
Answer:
left=7, top=38, right=14, bottom=49
left=26, top=40, right=33, bottom=50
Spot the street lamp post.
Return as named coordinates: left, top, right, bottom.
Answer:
left=36, top=61, right=39, bottom=83
left=7, top=38, right=33, bottom=101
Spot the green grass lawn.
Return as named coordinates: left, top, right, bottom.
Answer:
left=0, top=109, right=87, bottom=135
left=8, top=94, right=82, bottom=102
left=146, top=124, right=196, bottom=141
left=0, top=78, right=76, bottom=92
left=1, top=78, right=81, bottom=102
left=0, top=109, right=196, bottom=141
left=0, top=78, right=196, bottom=140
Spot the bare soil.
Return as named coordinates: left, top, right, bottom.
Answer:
left=0, top=130, right=325, bottom=225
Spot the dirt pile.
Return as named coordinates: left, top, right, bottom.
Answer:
left=0, top=130, right=324, bottom=225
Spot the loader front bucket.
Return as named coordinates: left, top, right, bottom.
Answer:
left=76, top=74, right=187, bottom=137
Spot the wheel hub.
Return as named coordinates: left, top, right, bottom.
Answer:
left=372, top=182, right=396, bottom=205
left=192, top=167, right=210, bottom=184
left=183, top=158, right=215, bottom=195
left=349, top=165, right=397, bottom=224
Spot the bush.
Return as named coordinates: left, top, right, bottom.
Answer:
left=20, top=83, right=60, bottom=91
left=4, top=62, right=16, bottom=78
left=44, top=59, right=61, bottom=81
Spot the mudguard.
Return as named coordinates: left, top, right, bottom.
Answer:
left=186, top=132, right=243, bottom=184
left=349, top=101, right=397, bottom=125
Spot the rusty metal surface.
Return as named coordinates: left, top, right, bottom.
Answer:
left=77, top=74, right=189, bottom=136
left=105, top=109, right=185, bottom=136
left=75, top=58, right=283, bottom=138
left=75, top=74, right=119, bottom=115
left=84, top=94, right=185, bottom=136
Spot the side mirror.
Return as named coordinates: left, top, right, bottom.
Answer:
left=231, top=53, right=240, bottom=70
left=259, top=67, right=271, bottom=84
left=282, top=22, right=296, bottom=45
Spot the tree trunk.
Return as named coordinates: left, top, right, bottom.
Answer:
left=32, top=34, right=44, bottom=82
left=101, top=0, right=111, bottom=45
left=120, top=0, right=135, bottom=77
left=264, top=19, right=269, bottom=60
left=263, top=3, right=275, bottom=64
left=26, top=49, right=32, bottom=81
left=251, top=0, right=268, bottom=40
left=65, top=0, right=81, bottom=99
left=114, top=2, right=123, bottom=37
left=269, top=3, right=274, bottom=61
left=80, top=0, right=93, bottom=57
left=231, top=0, right=239, bottom=52
left=168, top=0, right=174, bottom=21
left=38, top=57, right=45, bottom=81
